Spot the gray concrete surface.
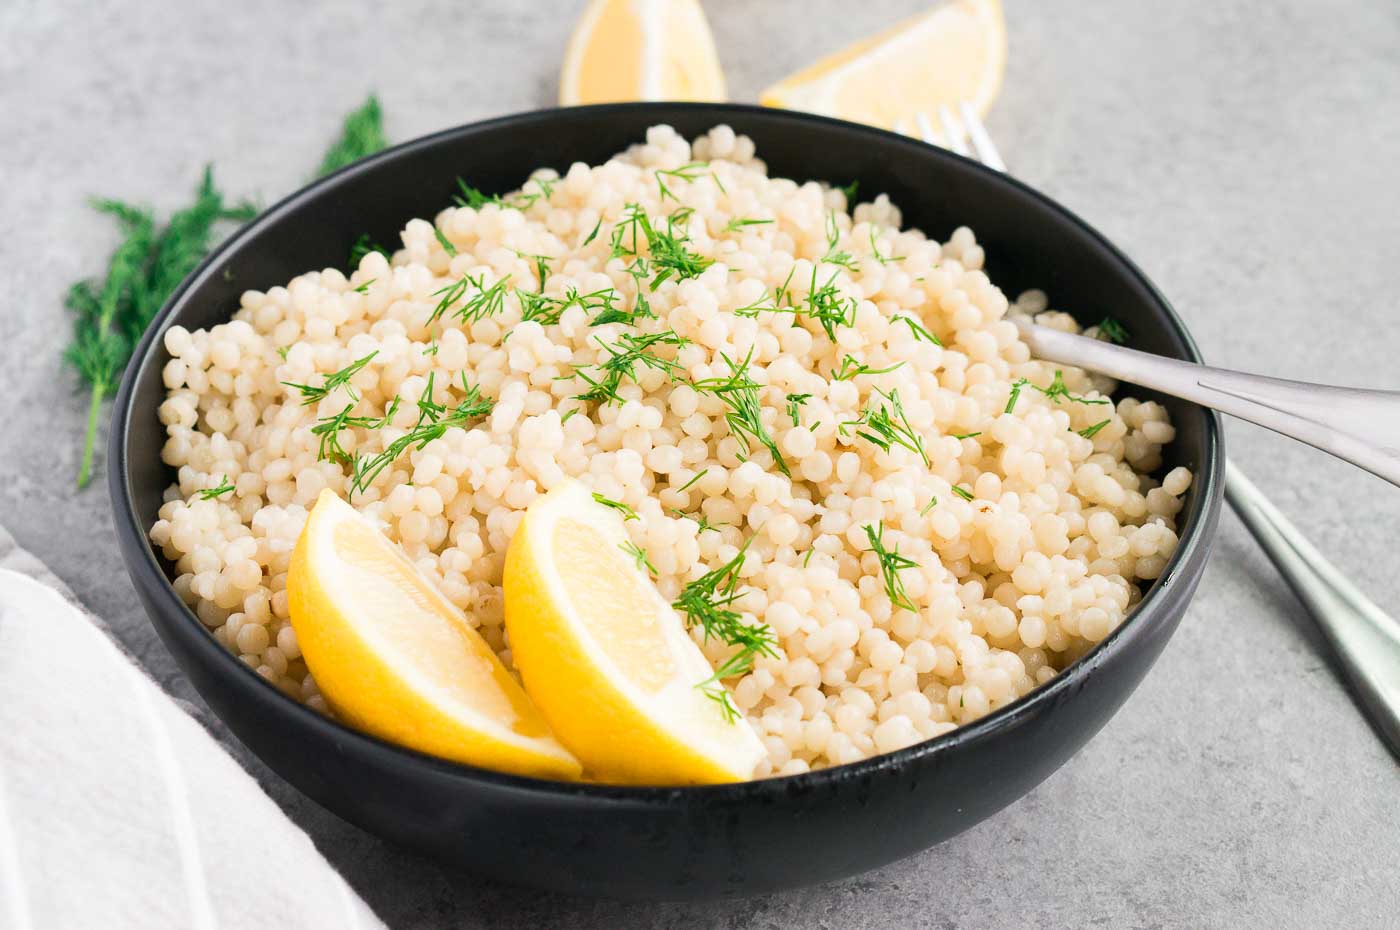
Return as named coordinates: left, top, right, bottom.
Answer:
left=3, top=0, right=1397, bottom=926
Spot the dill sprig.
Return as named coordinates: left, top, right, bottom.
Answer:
left=893, top=314, right=942, bottom=346
left=863, top=522, right=919, bottom=613
left=349, top=373, right=492, bottom=495
left=837, top=180, right=859, bottom=203
left=655, top=162, right=709, bottom=202
left=433, top=226, right=457, bottom=257
left=453, top=175, right=556, bottom=212
left=952, top=485, right=975, bottom=501
left=619, top=541, right=657, bottom=575
left=592, top=492, right=639, bottom=522
left=1005, top=370, right=1113, bottom=413
left=609, top=204, right=713, bottom=291
left=671, top=539, right=778, bottom=723
left=785, top=392, right=812, bottom=426
left=869, top=226, right=905, bottom=265
left=282, top=351, right=377, bottom=405
left=311, top=398, right=399, bottom=464
left=315, top=94, right=388, bottom=176
left=572, top=329, right=688, bottom=406
left=1078, top=419, right=1112, bottom=439
left=1096, top=317, right=1130, bottom=344
left=803, top=267, right=857, bottom=341
left=830, top=355, right=904, bottom=381
left=65, top=168, right=256, bottom=487
left=348, top=233, right=390, bottom=268
left=840, top=387, right=930, bottom=467
left=453, top=179, right=503, bottom=209
left=821, top=211, right=860, bottom=271
left=427, top=274, right=511, bottom=326
left=722, top=217, right=773, bottom=233
left=691, top=350, right=790, bottom=476
left=197, top=476, right=236, bottom=500
left=676, top=469, right=709, bottom=493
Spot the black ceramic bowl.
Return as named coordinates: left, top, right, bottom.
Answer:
left=111, top=103, right=1222, bottom=900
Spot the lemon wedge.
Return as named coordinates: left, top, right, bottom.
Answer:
left=504, top=481, right=766, bottom=785
left=759, top=0, right=1006, bottom=129
left=287, top=490, right=581, bottom=781
left=559, top=0, right=726, bottom=105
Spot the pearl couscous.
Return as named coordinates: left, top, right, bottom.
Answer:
left=149, top=125, right=1190, bottom=778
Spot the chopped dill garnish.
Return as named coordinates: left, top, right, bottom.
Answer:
left=509, top=176, right=556, bottom=211
left=572, top=329, right=688, bottom=406
left=619, top=541, right=657, bottom=575
left=348, top=373, right=492, bottom=495
left=654, top=162, right=709, bottom=202
left=869, top=226, right=905, bottom=264
left=513, top=249, right=552, bottom=289
left=821, top=211, right=860, bottom=271
left=840, top=388, right=930, bottom=467
left=952, top=485, right=974, bottom=501
left=803, top=548, right=816, bottom=568
left=830, top=355, right=904, bottom=381
left=276, top=346, right=290, bottom=361
left=668, top=508, right=728, bottom=533
left=1097, top=317, right=1130, bottom=344
left=559, top=408, right=579, bottom=424
left=282, top=351, right=377, bottom=405
left=197, top=476, right=236, bottom=500
left=352, top=278, right=375, bottom=294
left=863, top=522, right=919, bottom=613
left=723, top=217, right=773, bottom=233
left=951, top=431, right=982, bottom=440
left=785, top=392, right=812, bottom=426
left=348, top=233, right=391, bottom=268
left=592, top=492, right=639, bottom=522
left=433, top=226, right=457, bottom=257
left=428, top=274, right=510, bottom=325
left=315, top=94, right=388, bottom=176
left=310, top=398, right=398, bottom=464
left=893, top=314, right=942, bottom=346
left=838, top=180, right=859, bottom=203
left=1005, top=370, right=1112, bottom=413
left=581, top=217, right=602, bottom=246
left=677, top=469, right=709, bottom=493
left=802, top=267, right=857, bottom=340
left=422, top=341, right=438, bottom=356
left=672, top=539, right=778, bottom=724
left=65, top=167, right=255, bottom=487
left=920, top=496, right=938, bottom=516
left=453, top=179, right=503, bottom=209
left=1079, top=419, right=1112, bottom=439
left=608, top=204, right=713, bottom=290
left=691, top=350, right=790, bottom=476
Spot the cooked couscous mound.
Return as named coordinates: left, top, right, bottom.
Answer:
left=149, top=125, right=1190, bottom=778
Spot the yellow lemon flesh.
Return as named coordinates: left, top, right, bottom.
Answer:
left=504, top=481, right=765, bottom=785
left=287, top=489, right=581, bottom=781
left=559, top=0, right=726, bottom=105
left=760, top=0, right=1006, bottom=129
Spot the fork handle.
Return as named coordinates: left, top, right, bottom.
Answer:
left=1017, top=321, right=1400, bottom=488
left=1225, top=463, right=1400, bottom=757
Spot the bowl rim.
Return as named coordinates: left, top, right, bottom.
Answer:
left=110, top=101, right=1223, bottom=803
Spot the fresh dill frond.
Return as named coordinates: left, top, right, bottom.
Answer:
left=1097, top=317, right=1130, bottom=344
left=592, top=492, right=639, bottom=522
left=433, top=226, right=458, bottom=257
left=352, top=278, right=375, bottom=294
left=691, top=349, right=790, bottom=476
left=619, top=541, right=657, bottom=575
left=453, top=178, right=504, bottom=209
left=802, top=267, right=857, bottom=341
left=282, top=351, right=378, bottom=406
left=310, top=399, right=398, bottom=464
left=654, top=162, right=709, bottom=202
left=512, top=249, right=553, bottom=289
left=869, top=225, right=905, bottom=265
left=820, top=211, right=860, bottom=271
left=668, top=508, right=728, bottom=533
left=785, top=392, right=812, bottom=426
left=581, top=217, right=603, bottom=246
left=952, top=485, right=974, bottom=501
left=572, top=329, right=688, bottom=406
left=951, top=431, right=982, bottom=440
left=197, top=476, right=236, bottom=500
left=609, top=204, right=713, bottom=291
left=276, top=346, right=290, bottom=361
left=1078, top=419, right=1112, bottom=439
left=722, top=217, right=773, bottom=233
left=315, top=94, right=388, bottom=176
left=837, top=180, right=859, bottom=203
left=349, top=374, right=492, bottom=496
left=1005, top=370, right=1112, bottom=413
left=676, top=468, right=709, bottom=493
left=892, top=314, right=942, bottom=346
left=830, top=355, right=904, bottom=381
left=840, top=388, right=930, bottom=467
left=671, top=539, right=778, bottom=723
left=920, top=496, right=938, bottom=516
left=863, top=522, right=919, bottom=613
left=348, top=232, right=390, bottom=268
left=428, top=274, right=510, bottom=325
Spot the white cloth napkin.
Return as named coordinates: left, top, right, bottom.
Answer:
left=0, top=528, right=386, bottom=930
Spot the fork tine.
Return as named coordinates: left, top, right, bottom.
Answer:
left=936, top=105, right=970, bottom=156
left=913, top=111, right=939, bottom=146
left=959, top=102, right=1006, bottom=172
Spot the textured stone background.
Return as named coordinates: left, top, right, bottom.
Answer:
left=2, top=0, right=1397, bottom=926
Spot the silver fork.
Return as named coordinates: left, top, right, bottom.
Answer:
left=910, top=105, right=1400, bottom=757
